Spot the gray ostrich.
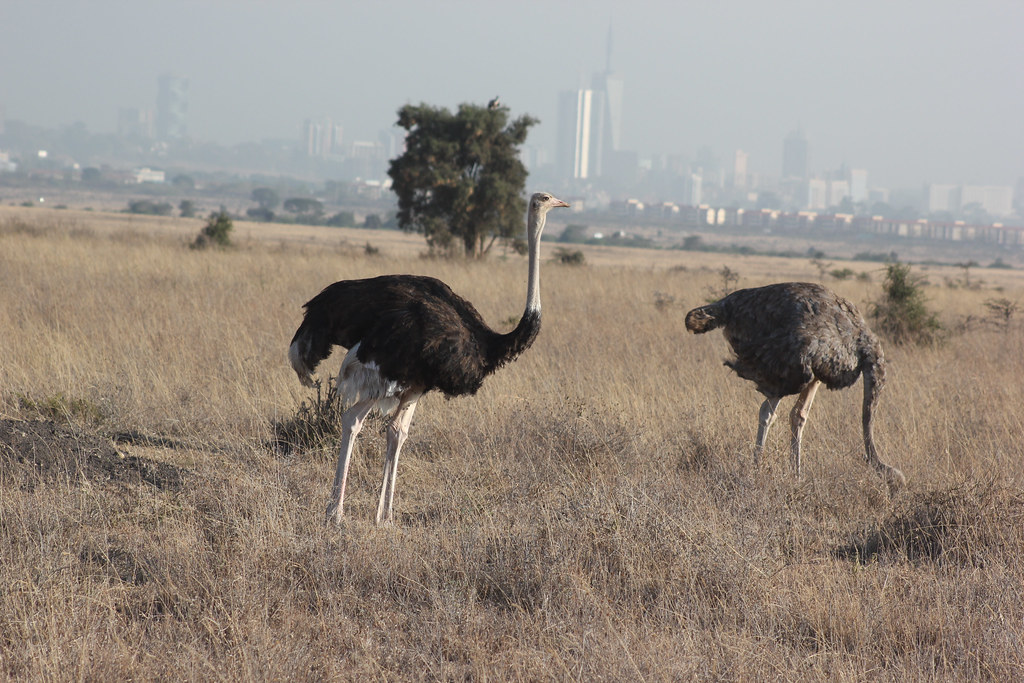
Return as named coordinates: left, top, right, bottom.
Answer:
left=289, top=192, right=569, bottom=525
left=685, top=282, right=905, bottom=494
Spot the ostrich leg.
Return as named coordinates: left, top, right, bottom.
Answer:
left=375, top=396, right=420, bottom=526
left=326, top=399, right=375, bottom=525
left=754, top=397, right=781, bottom=465
left=789, top=380, right=821, bottom=477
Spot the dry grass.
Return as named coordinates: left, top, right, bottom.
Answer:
left=2, top=209, right=1024, bottom=680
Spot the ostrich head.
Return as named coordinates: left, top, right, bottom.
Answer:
left=528, top=192, right=570, bottom=239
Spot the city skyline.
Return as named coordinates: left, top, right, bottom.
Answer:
left=2, top=1, right=1023, bottom=190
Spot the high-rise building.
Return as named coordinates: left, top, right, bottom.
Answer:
left=782, top=128, right=808, bottom=179
left=849, top=168, right=868, bottom=202
left=302, top=118, right=342, bottom=157
left=117, top=107, right=155, bottom=139
left=556, top=25, right=624, bottom=182
left=156, top=74, right=188, bottom=141
left=733, top=150, right=748, bottom=189
left=556, top=88, right=602, bottom=179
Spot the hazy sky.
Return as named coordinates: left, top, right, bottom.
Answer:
left=2, top=0, right=1022, bottom=188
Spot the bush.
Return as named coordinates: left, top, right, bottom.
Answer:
left=558, top=224, right=589, bottom=243
left=246, top=207, right=275, bottom=222
left=869, top=262, right=942, bottom=346
left=552, top=247, right=585, bottom=265
left=191, top=210, right=233, bottom=249
left=127, top=199, right=173, bottom=216
left=326, top=211, right=356, bottom=228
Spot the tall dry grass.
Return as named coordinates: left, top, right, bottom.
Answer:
left=1, top=210, right=1023, bottom=680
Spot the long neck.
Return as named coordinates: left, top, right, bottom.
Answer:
left=489, top=207, right=544, bottom=369
left=523, top=207, right=544, bottom=316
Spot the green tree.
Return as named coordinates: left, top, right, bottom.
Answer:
left=326, top=211, right=356, bottom=227
left=283, top=197, right=324, bottom=223
left=179, top=200, right=197, bottom=218
left=192, top=209, right=233, bottom=249
left=127, top=199, right=173, bottom=216
left=387, top=101, right=537, bottom=258
left=172, top=174, right=195, bottom=190
left=869, top=262, right=942, bottom=346
left=252, top=187, right=280, bottom=211
left=558, top=224, right=589, bottom=243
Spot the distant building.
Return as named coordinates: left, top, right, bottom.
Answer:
left=733, top=150, right=748, bottom=189
left=782, top=129, right=808, bottom=180
left=117, top=107, right=154, bottom=139
left=928, top=183, right=1015, bottom=216
left=928, top=184, right=960, bottom=212
left=556, top=25, right=626, bottom=183
left=849, top=169, right=868, bottom=202
left=805, top=179, right=827, bottom=209
left=828, top=180, right=850, bottom=207
left=133, top=167, right=165, bottom=183
left=556, top=88, right=601, bottom=179
left=960, top=185, right=1014, bottom=217
left=156, top=74, right=188, bottom=140
left=684, top=173, right=702, bottom=205
left=302, top=118, right=342, bottom=157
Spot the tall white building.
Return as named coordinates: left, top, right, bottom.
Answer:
left=556, top=89, right=601, bottom=179
left=849, top=169, right=868, bottom=202
left=733, top=150, right=748, bottom=189
left=556, top=25, right=624, bottom=182
left=156, top=73, right=188, bottom=141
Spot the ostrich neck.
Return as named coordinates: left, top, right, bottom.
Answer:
left=524, top=210, right=544, bottom=315
left=487, top=207, right=544, bottom=369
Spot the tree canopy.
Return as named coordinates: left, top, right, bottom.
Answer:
left=387, top=101, right=537, bottom=258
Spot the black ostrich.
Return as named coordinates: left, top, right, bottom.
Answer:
left=289, top=192, right=569, bottom=525
left=685, top=282, right=906, bottom=494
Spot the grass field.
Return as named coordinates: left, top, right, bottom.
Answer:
left=2, top=207, right=1023, bottom=680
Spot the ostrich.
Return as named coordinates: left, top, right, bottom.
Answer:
left=685, top=282, right=905, bottom=494
left=289, top=192, right=569, bottom=525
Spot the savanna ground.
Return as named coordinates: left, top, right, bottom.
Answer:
left=2, top=205, right=1023, bottom=681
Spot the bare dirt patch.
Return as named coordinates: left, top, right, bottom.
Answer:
left=0, top=419, right=186, bottom=491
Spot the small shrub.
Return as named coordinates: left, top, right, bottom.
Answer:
left=682, top=235, right=705, bottom=251
left=869, top=262, right=942, bottom=346
left=271, top=378, right=344, bottom=454
left=127, top=199, right=173, bottom=216
left=364, top=242, right=380, bottom=256
left=653, top=291, right=676, bottom=312
left=705, top=266, right=739, bottom=302
left=17, top=392, right=105, bottom=425
left=558, top=224, right=589, bottom=243
left=829, top=267, right=855, bottom=281
left=191, top=209, right=233, bottom=249
left=246, top=207, right=274, bottom=222
left=326, top=211, right=356, bottom=228
left=983, top=298, right=1019, bottom=331
left=552, top=247, right=585, bottom=265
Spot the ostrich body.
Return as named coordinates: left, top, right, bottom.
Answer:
left=289, top=192, right=569, bottom=525
left=685, top=282, right=905, bottom=493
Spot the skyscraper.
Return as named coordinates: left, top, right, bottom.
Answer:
left=733, top=150, right=748, bottom=189
left=782, top=128, right=808, bottom=179
left=556, top=88, right=601, bottom=180
left=156, top=74, right=188, bottom=141
left=555, top=25, right=624, bottom=182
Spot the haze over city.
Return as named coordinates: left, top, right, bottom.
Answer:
left=2, top=0, right=1022, bottom=189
